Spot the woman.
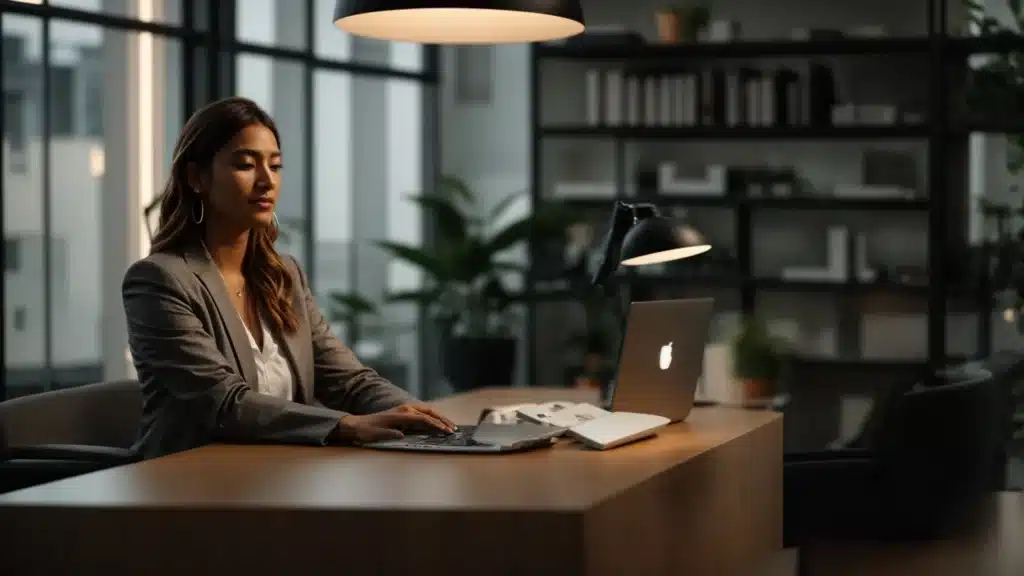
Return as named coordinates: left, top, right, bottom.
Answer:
left=123, top=96, right=454, bottom=459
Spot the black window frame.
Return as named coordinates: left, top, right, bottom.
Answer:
left=0, top=0, right=440, bottom=400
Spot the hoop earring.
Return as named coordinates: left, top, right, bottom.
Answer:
left=192, top=196, right=205, bottom=224
left=272, top=212, right=280, bottom=232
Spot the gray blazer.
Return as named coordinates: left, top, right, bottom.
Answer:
left=122, top=238, right=414, bottom=459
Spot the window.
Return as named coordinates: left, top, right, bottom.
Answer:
left=2, top=2, right=190, bottom=398
left=3, top=90, right=27, bottom=171
left=4, top=238, right=21, bottom=271
left=236, top=0, right=307, bottom=51
left=2, top=1, right=437, bottom=400
left=233, top=3, right=437, bottom=395
left=312, top=0, right=423, bottom=72
left=235, top=53, right=309, bottom=268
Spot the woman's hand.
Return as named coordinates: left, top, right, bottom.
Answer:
left=385, top=403, right=457, bottom=433
left=334, top=403, right=456, bottom=443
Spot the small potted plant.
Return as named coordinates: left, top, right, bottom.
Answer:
left=655, top=2, right=710, bottom=43
left=731, top=317, right=785, bottom=401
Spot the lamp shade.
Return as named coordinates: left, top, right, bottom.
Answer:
left=620, top=216, right=711, bottom=266
left=334, top=0, right=585, bottom=44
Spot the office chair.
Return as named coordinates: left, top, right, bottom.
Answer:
left=784, top=364, right=1006, bottom=575
left=0, top=379, right=142, bottom=494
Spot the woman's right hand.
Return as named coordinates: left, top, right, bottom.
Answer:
left=333, top=411, right=447, bottom=443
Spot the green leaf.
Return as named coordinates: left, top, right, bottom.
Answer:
left=485, top=217, right=534, bottom=255
left=375, top=241, right=451, bottom=280
left=385, top=289, right=440, bottom=305
left=329, top=292, right=378, bottom=315
left=492, top=260, right=528, bottom=273
left=407, top=193, right=467, bottom=244
left=1012, top=0, right=1022, bottom=19
left=437, top=174, right=475, bottom=204
left=452, top=238, right=493, bottom=282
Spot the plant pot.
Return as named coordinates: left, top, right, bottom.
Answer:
left=656, top=9, right=702, bottom=43
left=442, top=336, right=516, bottom=393
left=655, top=11, right=683, bottom=43
left=740, top=378, right=775, bottom=402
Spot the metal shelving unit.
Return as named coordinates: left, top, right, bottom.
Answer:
left=526, top=0, right=1014, bottom=385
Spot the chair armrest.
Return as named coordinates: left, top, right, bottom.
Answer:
left=1, top=444, right=139, bottom=465
left=785, top=448, right=873, bottom=463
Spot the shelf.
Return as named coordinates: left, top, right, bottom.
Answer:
left=947, top=34, right=1024, bottom=55
left=752, top=278, right=928, bottom=294
left=627, top=273, right=744, bottom=288
left=788, top=355, right=929, bottom=370
left=747, top=196, right=929, bottom=211
left=654, top=196, right=737, bottom=208
left=537, top=36, right=1024, bottom=62
left=536, top=37, right=931, bottom=60
left=955, top=121, right=1024, bottom=135
left=549, top=195, right=928, bottom=211
left=540, top=125, right=929, bottom=139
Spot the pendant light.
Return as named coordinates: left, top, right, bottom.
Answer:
left=334, top=1, right=586, bottom=44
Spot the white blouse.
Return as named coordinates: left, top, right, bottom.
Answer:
left=242, top=317, right=295, bottom=402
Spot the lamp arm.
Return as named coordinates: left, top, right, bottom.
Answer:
left=590, top=201, right=637, bottom=287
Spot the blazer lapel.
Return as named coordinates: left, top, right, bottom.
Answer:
left=183, top=240, right=258, bottom=386
left=275, top=279, right=312, bottom=403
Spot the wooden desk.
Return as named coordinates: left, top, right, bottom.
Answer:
left=0, top=388, right=783, bottom=576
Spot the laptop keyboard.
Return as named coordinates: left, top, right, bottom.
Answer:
left=406, top=425, right=477, bottom=446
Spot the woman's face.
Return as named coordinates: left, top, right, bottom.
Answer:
left=198, top=123, right=282, bottom=231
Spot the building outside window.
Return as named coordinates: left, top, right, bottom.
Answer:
left=1, top=0, right=438, bottom=400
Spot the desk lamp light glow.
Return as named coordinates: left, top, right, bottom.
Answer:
left=333, top=0, right=586, bottom=44
left=591, top=201, right=711, bottom=287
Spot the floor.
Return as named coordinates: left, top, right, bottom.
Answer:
left=754, top=492, right=1024, bottom=576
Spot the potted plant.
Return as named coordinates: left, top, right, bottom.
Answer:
left=655, top=2, right=710, bottom=43
left=327, top=291, right=381, bottom=354
left=963, top=1, right=1024, bottom=129
left=731, top=317, right=785, bottom=401
left=327, top=290, right=415, bottom=387
left=375, top=175, right=569, bottom=392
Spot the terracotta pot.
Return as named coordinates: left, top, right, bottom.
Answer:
left=657, top=9, right=704, bottom=43
left=741, top=378, right=775, bottom=401
left=655, top=11, right=682, bottom=43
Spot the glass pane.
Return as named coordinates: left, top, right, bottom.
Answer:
left=49, top=0, right=184, bottom=26
left=235, top=53, right=309, bottom=269
left=312, top=69, right=353, bottom=311
left=236, top=0, right=307, bottom=50
left=47, top=21, right=183, bottom=390
left=312, top=70, right=425, bottom=393
left=313, top=0, right=422, bottom=72
left=3, top=15, right=46, bottom=397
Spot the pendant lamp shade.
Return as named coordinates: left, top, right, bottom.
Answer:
left=334, top=1, right=586, bottom=44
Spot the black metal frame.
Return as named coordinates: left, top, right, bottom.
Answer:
left=0, top=0, right=439, bottom=400
left=525, top=0, right=999, bottom=385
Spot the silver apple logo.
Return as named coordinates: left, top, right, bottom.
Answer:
left=659, top=341, right=673, bottom=370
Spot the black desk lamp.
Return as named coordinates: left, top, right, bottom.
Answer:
left=591, top=201, right=711, bottom=287
left=584, top=201, right=711, bottom=405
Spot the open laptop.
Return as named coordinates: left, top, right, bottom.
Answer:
left=360, top=297, right=714, bottom=452
left=605, top=297, right=715, bottom=423
left=357, top=420, right=563, bottom=453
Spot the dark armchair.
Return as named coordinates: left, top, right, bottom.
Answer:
left=0, top=379, right=142, bottom=494
left=784, top=363, right=1008, bottom=573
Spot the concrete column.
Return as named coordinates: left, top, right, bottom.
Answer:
left=99, top=27, right=135, bottom=382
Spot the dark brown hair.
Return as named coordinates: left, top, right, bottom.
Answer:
left=151, top=96, right=299, bottom=334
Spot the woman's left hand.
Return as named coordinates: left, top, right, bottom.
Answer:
left=386, top=403, right=457, bottom=433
